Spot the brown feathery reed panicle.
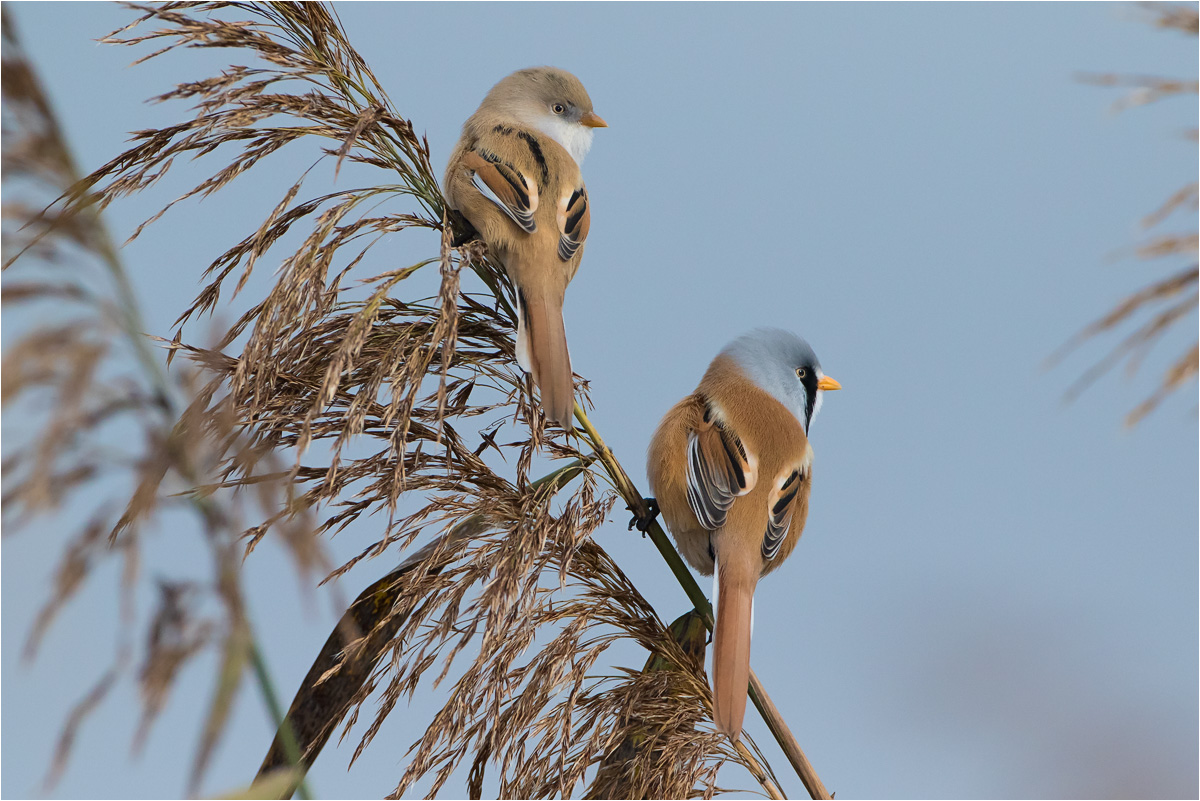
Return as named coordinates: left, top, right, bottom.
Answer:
left=32, top=2, right=793, bottom=796
left=582, top=610, right=740, bottom=801
left=389, top=535, right=741, bottom=801
left=1052, top=2, right=1198, bottom=425
left=2, top=6, right=322, bottom=794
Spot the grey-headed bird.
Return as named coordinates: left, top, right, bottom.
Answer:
left=444, top=67, right=607, bottom=429
left=646, top=329, right=841, bottom=739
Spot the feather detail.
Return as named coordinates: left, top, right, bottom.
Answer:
left=685, top=404, right=756, bottom=530
left=556, top=186, right=590, bottom=261
left=762, top=468, right=803, bottom=560
left=462, top=149, right=538, bottom=233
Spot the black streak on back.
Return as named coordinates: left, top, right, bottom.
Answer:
left=518, top=131, right=551, bottom=187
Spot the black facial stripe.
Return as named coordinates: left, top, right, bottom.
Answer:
left=802, top=371, right=818, bottom=431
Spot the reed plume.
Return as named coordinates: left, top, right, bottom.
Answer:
left=6, top=3, right=818, bottom=797
left=1052, top=2, right=1198, bottom=425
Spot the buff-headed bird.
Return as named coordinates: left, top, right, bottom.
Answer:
left=444, top=67, right=607, bottom=429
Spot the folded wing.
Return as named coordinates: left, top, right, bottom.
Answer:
left=557, top=186, right=590, bottom=261
left=685, top=404, right=757, bottom=530
left=762, top=468, right=803, bottom=560
left=462, top=149, right=539, bottom=234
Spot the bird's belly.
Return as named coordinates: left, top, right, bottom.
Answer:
left=656, top=490, right=716, bottom=576
left=674, top=522, right=716, bottom=576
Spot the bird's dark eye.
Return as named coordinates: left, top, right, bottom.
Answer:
left=796, top=367, right=807, bottom=379
left=552, top=103, right=566, bottom=115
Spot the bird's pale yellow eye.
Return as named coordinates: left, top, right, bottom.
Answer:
left=796, top=367, right=807, bottom=379
left=552, top=103, right=566, bottom=115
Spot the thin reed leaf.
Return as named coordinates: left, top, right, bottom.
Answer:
left=9, top=3, right=822, bottom=797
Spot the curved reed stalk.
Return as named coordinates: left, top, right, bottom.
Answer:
left=9, top=2, right=832, bottom=797
left=573, top=404, right=831, bottom=799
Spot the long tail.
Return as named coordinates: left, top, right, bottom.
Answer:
left=712, top=556, right=756, bottom=740
left=515, top=286, right=574, bottom=429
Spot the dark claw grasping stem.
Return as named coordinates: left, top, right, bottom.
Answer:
left=626, top=497, right=660, bottom=535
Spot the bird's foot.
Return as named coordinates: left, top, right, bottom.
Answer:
left=626, top=498, right=660, bottom=535
left=447, top=208, right=481, bottom=247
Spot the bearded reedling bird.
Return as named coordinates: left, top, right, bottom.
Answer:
left=645, top=329, right=841, bottom=740
left=444, top=67, right=607, bottom=429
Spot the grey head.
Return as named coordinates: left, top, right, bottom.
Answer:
left=719, top=328, right=840, bottom=434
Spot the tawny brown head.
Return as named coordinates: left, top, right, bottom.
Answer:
left=477, top=67, right=607, bottom=165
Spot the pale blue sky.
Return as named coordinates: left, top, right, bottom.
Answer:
left=3, top=2, right=1197, bottom=799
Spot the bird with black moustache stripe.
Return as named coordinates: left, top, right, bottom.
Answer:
left=444, top=67, right=607, bottom=429
left=645, top=329, right=841, bottom=740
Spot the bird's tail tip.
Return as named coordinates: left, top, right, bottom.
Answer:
left=712, top=560, right=754, bottom=742
left=517, top=288, right=575, bottom=430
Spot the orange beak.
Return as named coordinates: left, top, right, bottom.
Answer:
left=580, top=111, right=608, bottom=128
left=817, top=376, right=842, bottom=391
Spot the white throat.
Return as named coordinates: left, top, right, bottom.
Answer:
left=535, top=116, right=594, bottom=167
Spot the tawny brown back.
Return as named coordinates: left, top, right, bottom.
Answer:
left=443, top=83, right=591, bottom=427
left=646, top=354, right=814, bottom=739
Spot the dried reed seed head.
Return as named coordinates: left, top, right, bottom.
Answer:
left=5, top=2, right=772, bottom=795
left=1060, top=8, right=1198, bottom=425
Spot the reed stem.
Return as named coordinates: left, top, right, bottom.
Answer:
left=573, top=402, right=831, bottom=800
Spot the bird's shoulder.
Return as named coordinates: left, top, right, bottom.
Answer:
left=461, top=114, right=580, bottom=189
left=700, top=356, right=808, bottom=466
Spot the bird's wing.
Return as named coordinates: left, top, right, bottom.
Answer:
left=556, top=186, right=590, bottom=261
left=762, top=468, right=805, bottom=560
left=685, top=404, right=757, bottom=530
left=461, top=149, right=539, bottom=233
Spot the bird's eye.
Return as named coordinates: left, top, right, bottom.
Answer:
left=796, top=367, right=807, bottom=379
left=552, top=103, right=566, bottom=115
